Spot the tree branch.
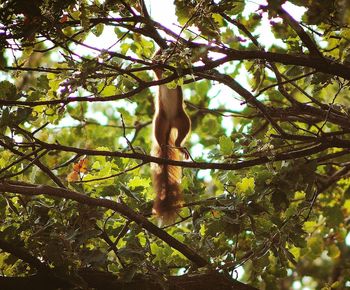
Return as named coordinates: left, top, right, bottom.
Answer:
left=0, top=271, right=258, bottom=290
left=31, top=138, right=332, bottom=170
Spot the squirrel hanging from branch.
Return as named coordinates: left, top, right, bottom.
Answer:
left=151, top=50, right=191, bottom=223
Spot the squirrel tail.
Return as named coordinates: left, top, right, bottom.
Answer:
left=151, top=129, right=183, bottom=224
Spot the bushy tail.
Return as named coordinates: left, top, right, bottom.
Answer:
left=151, top=130, right=183, bottom=223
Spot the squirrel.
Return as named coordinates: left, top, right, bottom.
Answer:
left=151, top=64, right=191, bottom=223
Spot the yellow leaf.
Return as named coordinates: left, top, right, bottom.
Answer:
left=236, top=177, right=255, bottom=195
left=200, top=224, right=206, bottom=236
left=303, top=221, right=317, bottom=233
left=294, top=191, right=305, bottom=200
left=343, top=199, right=350, bottom=213
left=289, top=247, right=300, bottom=260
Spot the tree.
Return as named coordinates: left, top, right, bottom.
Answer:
left=0, top=0, right=350, bottom=289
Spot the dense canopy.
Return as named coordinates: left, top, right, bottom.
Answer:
left=1, top=0, right=350, bottom=289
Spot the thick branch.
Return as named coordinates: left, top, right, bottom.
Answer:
left=205, top=49, right=349, bottom=80
left=32, top=138, right=332, bottom=170
left=0, top=271, right=257, bottom=290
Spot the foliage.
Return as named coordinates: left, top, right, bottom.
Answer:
left=1, top=0, right=350, bottom=289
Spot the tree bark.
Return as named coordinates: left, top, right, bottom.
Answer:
left=0, top=271, right=258, bottom=290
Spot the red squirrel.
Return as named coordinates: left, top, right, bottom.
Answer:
left=151, top=66, right=191, bottom=223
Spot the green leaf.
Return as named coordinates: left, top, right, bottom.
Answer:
left=219, top=136, right=234, bottom=155
left=289, top=247, right=300, bottom=261
left=202, top=115, right=219, bottom=135
left=100, top=85, right=117, bottom=96
left=92, top=23, right=104, bottom=37
left=128, top=177, right=151, bottom=190
left=121, top=43, right=130, bottom=54
left=0, top=81, right=17, bottom=100
left=303, top=221, right=317, bottom=233
left=37, top=75, right=50, bottom=91
left=0, top=108, right=10, bottom=128
left=230, top=2, right=245, bottom=14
